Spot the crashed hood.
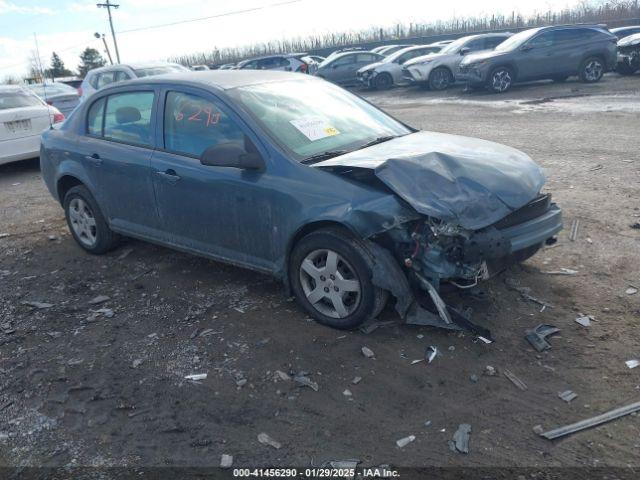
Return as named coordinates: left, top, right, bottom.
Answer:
left=312, top=131, right=545, bottom=230
left=404, top=52, right=444, bottom=66
left=619, top=33, right=640, bottom=46
left=358, top=61, right=386, bottom=72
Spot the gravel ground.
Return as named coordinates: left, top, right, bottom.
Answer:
left=1, top=73, right=639, bottom=472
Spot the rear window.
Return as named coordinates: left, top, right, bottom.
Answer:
left=0, top=89, right=43, bottom=110
left=29, top=83, right=77, bottom=98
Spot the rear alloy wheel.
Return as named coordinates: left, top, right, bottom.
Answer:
left=580, top=57, right=604, bottom=83
left=428, top=67, right=452, bottom=90
left=374, top=72, right=393, bottom=90
left=488, top=66, right=514, bottom=93
left=64, top=185, right=119, bottom=254
left=290, top=229, right=387, bottom=329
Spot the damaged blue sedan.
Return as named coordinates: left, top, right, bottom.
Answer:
left=40, top=71, right=562, bottom=331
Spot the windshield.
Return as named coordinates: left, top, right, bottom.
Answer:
left=134, top=65, right=188, bottom=77
left=28, top=83, right=77, bottom=98
left=0, top=89, right=43, bottom=110
left=229, top=79, right=410, bottom=160
left=495, top=29, right=540, bottom=51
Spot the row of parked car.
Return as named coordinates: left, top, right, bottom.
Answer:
left=201, top=23, right=639, bottom=93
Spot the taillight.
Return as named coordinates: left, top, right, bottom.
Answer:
left=53, top=112, right=65, bottom=124
left=298, top=63, right=308, bottom=73
left=46, top=100, right=53, bottom=105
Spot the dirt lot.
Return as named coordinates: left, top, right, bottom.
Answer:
left=1, top=73, right=639, bottom=473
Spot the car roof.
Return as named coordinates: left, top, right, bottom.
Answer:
left=99, top=70, right=316, bottom=91
left=0, top=85, right=28, bottom=93
left=87, top=62, right=183, bottom=75
left=611, top=25, right=640, bottom=32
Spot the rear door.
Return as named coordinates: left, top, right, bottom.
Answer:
left=327, top=54, right=357, bottom=84
left=549, top=28, right=585, bottom=75
left=75, top=89, right=162, bottom=235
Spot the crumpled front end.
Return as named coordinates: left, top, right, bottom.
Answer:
left=377, top=193, right=562, bottom=291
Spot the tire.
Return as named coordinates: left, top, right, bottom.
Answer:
left=428, top=67, right=452, bottom=91
left=552, top=75, right=568, bottom=83
left=374, top=72, right=393, bottom=90
left=289, top=228, right=387, bottom=330
left=579, top=57, right=604, bottom=83
left=63, top=185, right=119, bottom=254
left=487, top=66, right=514, bottom=93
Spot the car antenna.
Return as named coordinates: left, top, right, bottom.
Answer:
left=33, top=32, right=53, bottom=130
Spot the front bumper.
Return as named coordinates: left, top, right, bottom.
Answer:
left=402, top=64, right=434, bottom=83
left=456, top=64, right=490, bottom=84
left=356, top=70, right=375, bottom=87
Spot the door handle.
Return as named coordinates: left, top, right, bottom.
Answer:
left=155, top=169, right=181, bottom=182
left=85, top=153, right=102, bottom=165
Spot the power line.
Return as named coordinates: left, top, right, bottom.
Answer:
left=97, top=1, right=121, bottom=63
left=117, top=0, right=304, bottom=34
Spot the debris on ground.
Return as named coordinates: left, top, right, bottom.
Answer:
left=569, top=218, right=580, bottom=241
left=184, top=373, right=207, bottom=381
left=505, top=279, right=553, bottom=309
left=625, top=286, right=638, bottom=295
left=359, top=320, right=396, bottom=334
left=525, top=324, right=560, bottom=352
left=0, top=233, right=9, bottom=239
left=293, top=373, right=319, bottom=391
left=449, top=424, right=471, bottom=454
left=361, top=346, right=375, bottom=358
left=327, top=460, right=360, bottom=469
left=132, top=359, right=144, bottom=369
left=630, top=222, right=640, bottom=230
left=539, top=401, right=640, bottom=440
left=503, top=369, right=528, bottom=391
left=117, top=248, right=134, bottom=260
left=220, top=454, right=233, bottom=468
left=625, top=360, right=639, bottom=369
left=88, top=295, right=110, bottom=305
left=542, top=268, right=579, bottom=275
left=351, top=376, right=362, bottom=385
left=469, top=374, right=479, bottom=383
left=257, top=432, right=281, bottom=449
left=410, top=359, right=424, bottom=365
left=20, top=300, right=53, bottom=309
left=396, top=435, right=415, bottom=448
left=558, top=390, right=578, bottom=403
left=273, top=370, right=291, bottom=381
left=425, top=346, right=437, bottom=364
left=343, top=389, right=352, bottom=397
left=575, top=315, right=593, bottom=327
left=532, top=425, right=544, bottom=435
left=87, top=308, right=114, bottom=320
left=484, top=366, right=497, bottom=376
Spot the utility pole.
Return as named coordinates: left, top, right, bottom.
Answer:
left=94, top=32, right=114, bottom=64
left=97, top=1, right=120, bottom=63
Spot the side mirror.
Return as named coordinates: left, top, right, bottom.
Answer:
left=460, top=47, right=470, bottom=56
left=200, top=141, right=264, bottom=171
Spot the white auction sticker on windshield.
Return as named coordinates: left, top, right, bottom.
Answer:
left=290, top=116, right=340, bottom=141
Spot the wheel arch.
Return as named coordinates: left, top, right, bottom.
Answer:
left=56, top=175, right=85, bottom=205
left=491, top=63, right=519, bottom=81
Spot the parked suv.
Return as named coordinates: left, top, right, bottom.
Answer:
left=80, top=62, right=188, bottom=100
left=458, top=25, right=617, bottom=93
left=402, top=33, right=512, bottom=90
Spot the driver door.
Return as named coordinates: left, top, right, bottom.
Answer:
left=517, top=31, right=557, bottom=80
left=149, top=87, right=276, bottom=271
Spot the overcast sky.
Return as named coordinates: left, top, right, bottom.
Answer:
left=1, top=0, right=583, bottom=78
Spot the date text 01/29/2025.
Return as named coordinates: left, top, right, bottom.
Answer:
left=231, top=467, right=400, bottom=477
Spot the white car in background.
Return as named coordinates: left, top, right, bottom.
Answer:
left=357, top=44, right=444, bottom=89
left=0, top=85, right=64, bottom=166
left=402, top=33, right=512, bottom=90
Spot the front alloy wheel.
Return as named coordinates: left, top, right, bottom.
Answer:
left=489, top=67, right=513, bottom=93
left=581, top=58, right=604, bottom=82
left=428, top=67, right=452, bottom=90
left=299, top=249, right=361, bottom=319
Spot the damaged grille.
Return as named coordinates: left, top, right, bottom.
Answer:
left=493, top=194, right=551, bottom=230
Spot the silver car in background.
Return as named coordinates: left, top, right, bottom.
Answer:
left=26, top=82, right=80, bottom=116
left=357, top=44, right=443, bottom=89
left=402, top=33, right=512, bottom=90
left=79, top=62, right=189, bottom=100
left=371, top=44, right=414, bottom=56
left=315, top=51, right=384, bottom=86
left=237, top=54, right=319, bottom=74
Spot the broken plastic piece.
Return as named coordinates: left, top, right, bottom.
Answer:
left=558, top=390, right=577, bottom=403
left=257, top=432, right=281, bottom=449
left=575, top=315, right=592, bottom=327
left=539, top=401, right=640, bottom=440
left=184, top=373, right=207, bottom=381
left=449, top=424, right=471, bottom=454
left=525, top=324, right=560, bottom=352
left=425, top=346, right=437, bottom=364
left=503, top=368, right=527, bottom=391
left=396, top=435, right=415, bottom=448
left=626, top=360, right=639, bottom=369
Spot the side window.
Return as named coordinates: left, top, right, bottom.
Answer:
left=357, top=54, right=378, bottom=63
left=163, top=91, right=245, bottom=158
left=88, top=73, right=99, bottom=89
left=87, top=97, right=105, bottom=136
left=115, top=70, right=132, bottom=82
left=555, top=29, right=583, bottom=43
left=96, top=72, right=115, bottom=89
left=241, top=60, right=258, bottom=69
left=528, top=31, right=555, bottom=48
left=485, top=36, right=506, bottom=49
left=332, top=55, right=355, bottom=67
left=465, top=38, right=486, bottom=52
left=103, top=91, right=155, bottom=146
